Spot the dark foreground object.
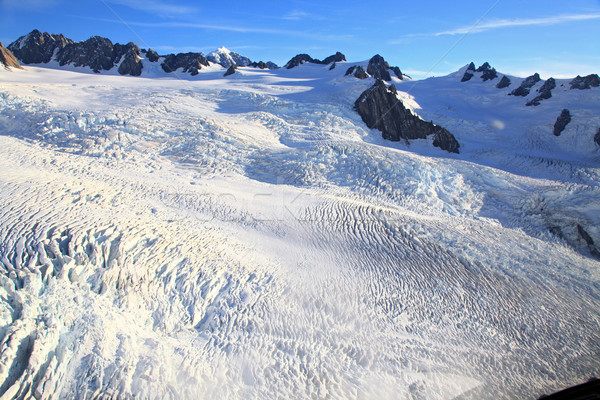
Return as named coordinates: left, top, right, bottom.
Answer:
left=539, top=378, right=600, bottom=400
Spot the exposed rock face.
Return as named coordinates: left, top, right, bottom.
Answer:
left=345, top=65, right=369, bottom=79
left=9, top=30, right=143, bottom=75
left=526, top=77, right=556, bottom=106
left=354, top=79, right=459, bottom=153
left=432, top=128, right=460, bottom=153
left=284, top=54, right=317, bottom=69
left=206, top=47, right=251, bottom=68
left=594, top=128, right=600, bottom=147
left=366, top=54, right=391, bottom=81
left=390, top=66, right=403, bottom=80
left=476, top=62, right=498, bottom=81
left=265, top=61, right=279, bottom=70
left=161, top=53, right=210, bottom=75
left=321, top=52, right=346, bottom=65
left=8, top=29, right=73, bottom=64
left=509, top=73, right=541, bottom=96
left=224, top=65, right=237, bottom=76
left=249, top=61, right=269, bottom=69
left=284, top=52, right=346, bottom=69
left=553, top=109, right=571, bottom=136
left=55, top=36, right=117, bottom=72
left=0, top=42, right=23, bottom=69
left=496, top=75, right=511, bottom=89
left=461, top=62, right=476, bottom=82
left=117, top=44, right=143, bottom=76
left=145, top=48, right=159, bottom=62
left=569, top=74, right=600, bottom=90
left=329, top=62, right=336, bottom=70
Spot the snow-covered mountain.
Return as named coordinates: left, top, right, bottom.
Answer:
left=7, top=30, right=278, bottom=76
left=0, top=31, right=599, bottom=399
left=206, top=46, right=252, bottom=68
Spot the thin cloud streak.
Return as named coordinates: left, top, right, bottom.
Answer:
left=435, top=13, right=600, bottom=36
left=64, top=14, right=353, bottom=41
left=105, top=0, right=198, bottom=16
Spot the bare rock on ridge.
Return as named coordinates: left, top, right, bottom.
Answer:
left=553, top=109, right=571, bottom=136
left=8, top=29, right=73, bottom=64
left=569, top=74, right=600, bottom=90
left=526, top=78, right=556, bottom=106
left=161, top=52, right=210, bottom=75
left=509, top=73, right=541, bottom=96
left=0, top=42, right=23, bottom=69
left=354, top=79, right=459, bottom=153
left=496, top=75, right=511, bottom=89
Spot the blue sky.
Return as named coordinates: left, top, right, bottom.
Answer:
left=1, top=0, right=599, bottom=79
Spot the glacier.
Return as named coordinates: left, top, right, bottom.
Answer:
left=0, top=59, right=599, bottom=399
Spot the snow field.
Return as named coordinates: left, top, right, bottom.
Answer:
left=0, top=64, right=598, bottom=399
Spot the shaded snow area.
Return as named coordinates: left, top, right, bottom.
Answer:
left=0, top=63, right=599, bottom=399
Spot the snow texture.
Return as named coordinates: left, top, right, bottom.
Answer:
left=0, top=61, right=599, bottom=400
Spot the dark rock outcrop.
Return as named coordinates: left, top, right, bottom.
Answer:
left=117, top=44, right=143, bottom=76
left=145, top=48, right=159, bottom=62
left=265, top=61, right=279, bottom=70
left=8, top=29, right=73, bottom=64
left=321, top=52, right=346, bottom=65
left=553, top=109, right=571, bottom=136
left=284, top=54, right=317, bottom=69
left=9, top=30, right=143, bottom=75
left=345, top=65, right=369, bottom=79
left=432, top=128, right=460, bottom=153
left=55, top=36, right=119, bottom=72
left=509, top=73, right=541, bottom=96
left=284, top=52, right=345, bottom=69
left=0, top=42, right=22, bottom=69
left=476, top=62, right=498, bottom=81
left=224, top=65, right=237, bottom=76
left=366, top=54, right=391, bottom=81
left=461, top=62, right=476, bottom=82
left=526, top=77, right=556, bottom=106
left=354, top=79, right=459, bottom=153
left=329, top=62, right=336, bottom=70
left=390, top=66, right=403, bottom=80
left=594, top=128, right=600, bottom=147
left=161, top=52, right=210, bottom=75
left=496, top=75, right=511, bottom=89
left=569, top=74, right=600, bottom=90
left=249, top=61, right=269, bottom=69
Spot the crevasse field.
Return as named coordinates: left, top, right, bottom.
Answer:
left=0, top=61, right=599, bottom=399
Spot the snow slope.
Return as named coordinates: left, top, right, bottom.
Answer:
left=0, top=62, right=599, bottom=399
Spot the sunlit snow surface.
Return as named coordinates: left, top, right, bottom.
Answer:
left=0, top=62, right=599, bottom=399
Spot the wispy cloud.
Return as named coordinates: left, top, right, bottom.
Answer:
left=105, top=0, right=198, bottom=16
left=2, top=0, right=61, bottom=8
left=283, top=10, right=312, bottom=20
left=65, top=14, right=352, bottom=41
left=390, top=12, right=600, bottom=44
left=435, top=13, right=600, bottom=36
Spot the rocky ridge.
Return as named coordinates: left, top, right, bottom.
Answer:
left=354, top=79, right=459, bottom=153
left=0, top=42, right=22, bottom=69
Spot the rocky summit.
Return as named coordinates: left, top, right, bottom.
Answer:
left=569, top=74, right=600, bottom=90
left=161, top=52, right=210, bottom=75
left=509, top=73, right=541, bottom=96
left=8, top=29, right=73, bottom=64
left=284, top=52, right=346, bottom=69
left=0, top=42, right=22, bottom=69
left=526, top=77, right=556, bottom=106
left=354, top=79, right=459, bottom=153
